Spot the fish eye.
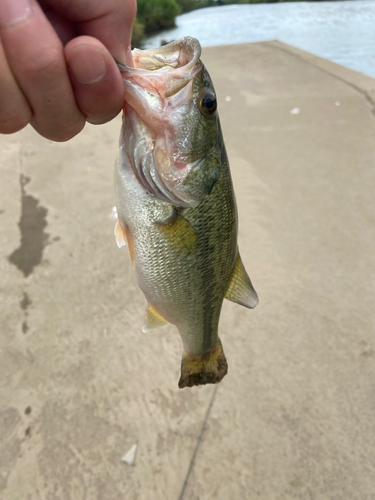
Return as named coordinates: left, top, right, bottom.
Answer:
left=199, top=90, right=217, bottom=117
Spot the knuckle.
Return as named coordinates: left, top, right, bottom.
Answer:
left=23, top=46, right=63, bottom=81
left=87, top=109, right=119, bottom=125
left=78, top=72, right=124, bottom=123
left=0, top=107, right=31, bottom=135
left=0, top=117, right=28, bottom=134
left=33, top=118, right=86, bottom=142
left=83, top=89, right=123, bottom=124
left=55, top=123, right=85, bottom=142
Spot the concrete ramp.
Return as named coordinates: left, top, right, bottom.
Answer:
left=1, top=42, right=374, bottom=499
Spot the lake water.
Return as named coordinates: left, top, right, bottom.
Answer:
left=144, top=0, right=375, bottom=79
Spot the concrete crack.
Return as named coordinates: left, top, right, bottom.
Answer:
left=177, top=385, right=218, bottom=500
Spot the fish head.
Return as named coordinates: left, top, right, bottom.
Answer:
left=118, top=37, right=222, bottom=207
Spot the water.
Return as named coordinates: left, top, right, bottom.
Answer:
left=144, top=0, right=375, bottom=78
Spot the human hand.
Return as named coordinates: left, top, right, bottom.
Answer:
left=0, top=0, right=136, bottom=141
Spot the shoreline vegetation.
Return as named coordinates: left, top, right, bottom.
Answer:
left=132, top=0, right=329, bottom=47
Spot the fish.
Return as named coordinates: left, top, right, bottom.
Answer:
left=114, top=37, right=258, bottom=388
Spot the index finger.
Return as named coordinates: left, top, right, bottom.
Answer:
left=0, top=0, right=85, bottom=140
left=40, top=0, right=137, bottom=62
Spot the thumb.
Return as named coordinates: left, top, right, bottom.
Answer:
left=65, top=36, right=125, bottom=125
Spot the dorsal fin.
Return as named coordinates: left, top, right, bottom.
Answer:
left=142, top=304, right=169, bottom=332
left=225, top=253, right=259, bottom=309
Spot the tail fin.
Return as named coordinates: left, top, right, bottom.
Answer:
left=178, top=340, right=228, bottom=389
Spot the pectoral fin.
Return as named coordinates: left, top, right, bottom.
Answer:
left=157, top=214, right=199, bottom=254
left=114, top=219, right=127, bottom=248
left=225, top=253, right=259, bottom=309
left=142, top=303, right=169, bottom=332
left=114, top=219, right=135, bottom=265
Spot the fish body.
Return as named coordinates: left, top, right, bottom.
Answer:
left=115, top=37, right=258, bottom=388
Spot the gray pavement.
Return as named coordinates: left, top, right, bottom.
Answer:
left=1, top=41, right=375, bottom=499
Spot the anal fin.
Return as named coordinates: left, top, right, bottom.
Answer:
left=225, top=253, right=259, bottom=309
left=142, top=304, right=169, bottom=333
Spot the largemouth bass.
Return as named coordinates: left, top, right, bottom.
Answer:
left=114, top=37, right=258, bottom=388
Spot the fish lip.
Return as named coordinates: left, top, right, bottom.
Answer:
left=116, top=36, right=201, bottom=73
left=116, top=37, right=202, bottom=98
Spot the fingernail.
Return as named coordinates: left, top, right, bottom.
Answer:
left=0, top=0, right=32, bottom=27
left=67, top=45, right=107, bottom=85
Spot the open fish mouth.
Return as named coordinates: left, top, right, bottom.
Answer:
left=117, top=37, right=214, bottom=208
left=116, top=37, right=202, bottom=97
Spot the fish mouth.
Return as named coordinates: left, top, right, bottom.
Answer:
left=116, top=37, right=202, bottom=98
left=117, top=37, right=205, bottom=207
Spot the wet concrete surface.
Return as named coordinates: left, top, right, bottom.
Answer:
left=0, top=42, right=375, bottom=499
left=8, top=174, right=49, bottom=278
